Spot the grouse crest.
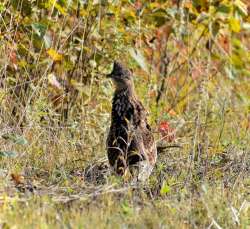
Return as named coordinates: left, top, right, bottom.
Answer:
left=106, top=61, right=157, bottom=182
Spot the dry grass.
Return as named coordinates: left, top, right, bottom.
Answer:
left=0, top=1, right=250, bottom=228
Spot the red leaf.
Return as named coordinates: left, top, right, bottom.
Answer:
left=135, top=0, right=142, bottom=10
left=11, top=173, right=24, bottom=185
left=9, top=51, right=17, bottom=63
left=159, top=121, right=170, bottom=132
left=158, top=121, right=175, bottom=142
left=9, top=51, right=18, bottom=70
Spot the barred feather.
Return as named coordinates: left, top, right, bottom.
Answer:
left=106, top=62, right=157, bottom=181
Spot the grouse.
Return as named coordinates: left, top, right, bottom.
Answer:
left=106, top=61, right=157, bottom=182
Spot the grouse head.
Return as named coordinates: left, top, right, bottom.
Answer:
left=107, top=61, right=133, bottom=90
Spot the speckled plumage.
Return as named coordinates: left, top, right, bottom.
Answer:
left=106, top=62, right=157, bottom=181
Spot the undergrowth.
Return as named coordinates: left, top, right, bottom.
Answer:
left=0, top=0, right=250, bottom=228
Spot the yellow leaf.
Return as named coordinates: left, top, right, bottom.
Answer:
left=54, top=2, right=66, bottom=15
left=229, top=18, right=241, bottom=33
left=47, top=49, right=63, bottom=61
left=48, top=0, right=66, bottom=15
left=18, top=60, right=27, bottom=68
left=80, top=9, right=88, bottom=17
left=230, top=54, right=243, bottom=67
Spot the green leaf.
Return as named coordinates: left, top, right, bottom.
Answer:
left=150, top=8, right=169, bottom=27
left=242, top=69, right=250, bottom=77
left=11, top=0, right=32, bottom=16
left=225, top=66, right=236, bottom=79
left=0, top=151, right=18, bottom=158
left=2, top=133, right=28, bottom=145
left=232, top=38, right=242, bottom=49
left=121, top=202, right=133, bottom=215
left=160, top=181, right=171, bottom=195
left=217, top=4, right=231, bottom=14
left=32, top=23, right=47, bottom=38
left=0, top=3, right=5, bottom=13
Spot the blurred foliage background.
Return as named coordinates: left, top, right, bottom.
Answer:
left=0, top=0, right=250, bottom=228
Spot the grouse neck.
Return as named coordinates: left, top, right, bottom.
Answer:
left=115, top=81, right=135, bottom=96
left=114, top=85, right=135, bottom=97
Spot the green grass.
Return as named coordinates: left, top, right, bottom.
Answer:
left=0, top=121, right=249, bottom=228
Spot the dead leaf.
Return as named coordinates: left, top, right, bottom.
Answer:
left=48, top=73, right=63, bottom=91
left=11, top=173, right=24, bottom=185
